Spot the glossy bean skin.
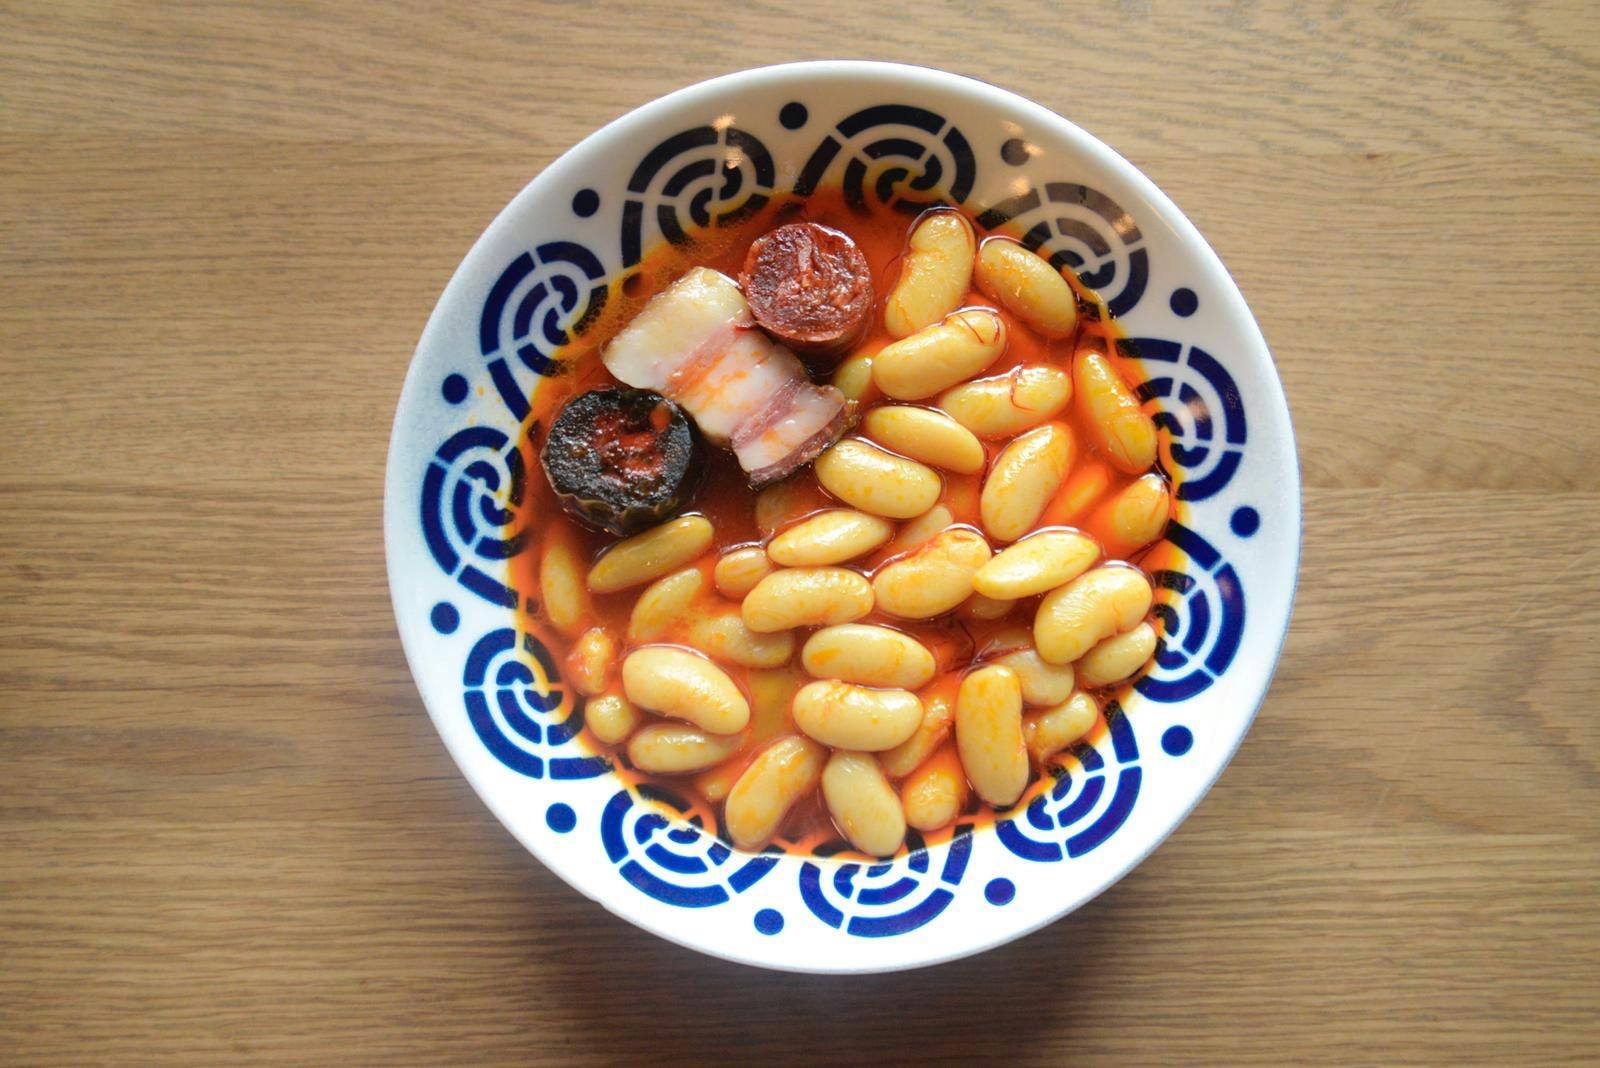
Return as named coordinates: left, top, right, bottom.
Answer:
left=1023, top=692, right=1100, bottom=764
left=741, top=567, right=875, bottom=633
left=587, top=516, right=715, bottom=594
left=539, top=535, right=590, bottom=637
left=861, top=406, right=986, bottom=475
left=962, top=592, right=1016, bottom=622
left=900, top=744, right=968, bottom=832
left=686, top=610, right=796, bottom=669
left=832, top=350, right=880, bottom=404
left=693, top=666, right=804, bottom=803
left=890, top=504, right=954, bottom=554
left=585, top=692, right=642, bottom=746
left=1100, top=473, right=1172, bottom=556
left=872, top=528, right=993, bottom=619
left=873, top=309, right=1008, bottom=400
left=724, top=735, right=827, bottom=850
left=955, top=664, right=1028, bottom=807
left=791, top=680, right=923, bottom=751
left=815, top=438, right=943, bottom=520
left=938, top=365, right=1072, bottom=439
left=980, top=423, right=1076, bottom=543
left=627, top=567, right=705, bottom=642
left=627, top=722, right=747, bottom=774
left=620, top=646, right=750, bottom=734
left=884, top=210, right=975, bottom=338
left=1076, top=621, right=1158, bottom=687
left=755, top=478, right=828, bottom=535
left=1034, top=565, right=1154, bottom=665
left=767, top=509, right=894, bottom=567
left=973, top=529, right=1100, bottom=600
left=567, top=627, right=615, bottom=696
left=987, top=627, right=1078, bottom=707
left=713, top=547, right=774, bottom=599
left=821, top=752, right=906, bottom=857
left=801, top=623, right=937, bottom=690
left=973, top=237, right=1079, bottom=338
left=879, top=690, right=955, bottom=778
left=1075, top=345, right=1157, bottom=473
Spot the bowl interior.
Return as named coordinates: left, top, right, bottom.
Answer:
left=384, top=61, right=1300, bottom=973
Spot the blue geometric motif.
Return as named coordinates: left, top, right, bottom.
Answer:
left=793, top=104, right=975, bottom=214
left=600, top=785, right=779, bottom=907
left=797, top=828, right=972, bottom=937
left=462, top=628, right=607, bottom=780
left=1136, top=520, right=1246, bottom=703
left=996, top=712, right=1141, bottom=862
left=976, top=182, right=1149, bottom=317
left=621, top=125, right=776, bottom=267
left=1128, top=337, right=1247, bottom=502
left=420, top=426, right=528, bottom=609
left=479, top=241, right=608, bottom=420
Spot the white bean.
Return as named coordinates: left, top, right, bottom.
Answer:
left=938, top=365, right=1072, bottom=438
left=767, top=509, right=894, bottom=567
left=791, top=681, right=923, bottom=751
left=539, top=536, right=590, bottom=636
left=973, top=529, right=1100, bottom=600
left=980, top=422, right=1075, bottom=542
left=900, top=745, right=968, bottom=832
left=725, top=736, right=827, bottom=850
left=955, top=664, right=1028, bottom=807
left=1023, top=692, right=1099, bottom=763
left=1075, top=343, right=1157, bottom=474
left=713, top=547, right=774, bottom=599
left=687, top=610, right=796, bottom=669
left=873, top=309, right=1008, bottom=400
left=585, top=692, right=641, bottom=746
left=832, top=349, right=881, bottom=404
left=1034, top=565, right=1154, bottom=665
left=566, top=627, right=615, bottom=696
left=801, top=624, right=936, bottom=689
left=822, top=752, right=906, bottom=857
left=890, top=504, right=954, bottom=554
left=627, top=567, right=705, bottom=642
left=741, top=567, right=874, bottom=633
left=879, top=690, right=955, bottom=778
left=628, top=722, right=747, bottom=774
left=587, top=516, right=714, bottom=594
left=884, top=210, right=975, bottom=338
left=973, top=237, right=1079, bottom=338
left=873, top=527, right=992, bottom=619
left=621, top=646, right=750, bottom=734
left=861, top=406, right=986, bottom=475
left=962, top=592, right=1016, bottom=622
left=1102, top=473, right=1171, bottom=554
left=989, top=629, right=1077, bottom=707
left=815, top=438, right=942, bottom=520
left=1076, top=621, right=1158, bottom=687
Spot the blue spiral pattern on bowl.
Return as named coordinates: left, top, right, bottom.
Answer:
left=797, top=828, right=973, bottom=936
left=461, top=628, right=608, bottom=781
left=600, top=785, right=779, bottom=907
left=996, top=710, right=1142, bottom=863
left=421, top=99, right=1255, bottom=931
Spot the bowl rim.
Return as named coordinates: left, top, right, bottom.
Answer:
left=385, top=59, right=1302, bottom=973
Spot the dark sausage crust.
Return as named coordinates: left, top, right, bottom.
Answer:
left=739, top=223, right=873, bottom=361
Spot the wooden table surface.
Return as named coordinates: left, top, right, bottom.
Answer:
left=4, top=3, right=1599, bottom=1064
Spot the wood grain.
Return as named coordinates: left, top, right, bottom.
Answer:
left=2, top=2, right=1598, bottom=1063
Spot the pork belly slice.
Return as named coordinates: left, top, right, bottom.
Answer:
left=603, top=267, right=851, bottom=485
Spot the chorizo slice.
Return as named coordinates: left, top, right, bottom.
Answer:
left=738, top=223, right=874, bottom=361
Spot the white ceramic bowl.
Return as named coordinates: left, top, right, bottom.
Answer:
left=384, top=61, right=1300, bottom=973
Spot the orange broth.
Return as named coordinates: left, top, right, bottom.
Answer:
left=507, top=186, right=1185, bottom=858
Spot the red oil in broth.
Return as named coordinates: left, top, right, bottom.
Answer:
left=506, top=187, right=1187, bottom=859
